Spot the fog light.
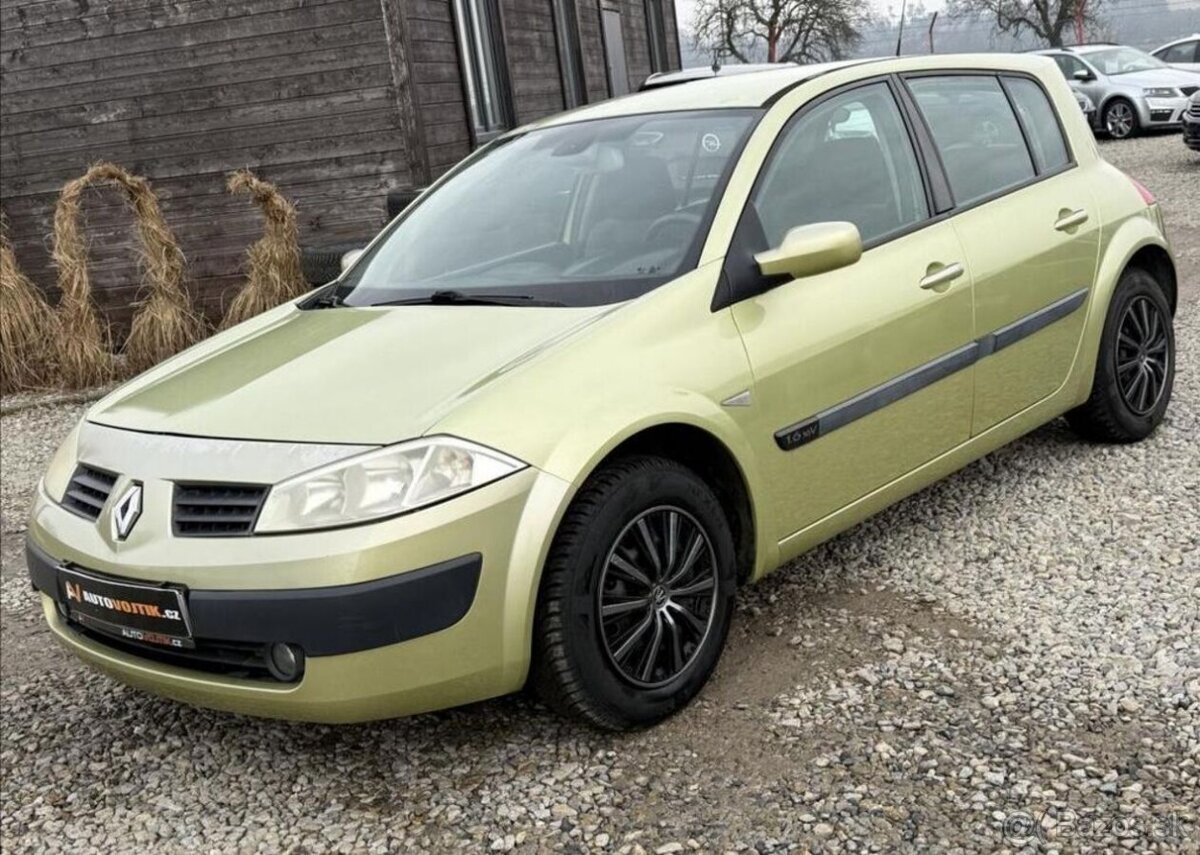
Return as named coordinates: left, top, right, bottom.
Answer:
left=267, top=642, right=304, bottom=682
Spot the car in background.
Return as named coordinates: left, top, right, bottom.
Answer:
left=1185, top=91, right=1200, bottom=151
left=1037, top=44, right=1200, bottom=138
left=1152, top=35, right=1200, bottom=72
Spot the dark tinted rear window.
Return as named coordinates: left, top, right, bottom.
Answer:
left=1004, top=77, right=1070, bottom=172
left=908, top=76, right=1035, bottom=206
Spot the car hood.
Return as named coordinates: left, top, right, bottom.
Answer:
left=1113, top=67, right=1200, bottom=87
left=88, top=303, right=615, bottom=445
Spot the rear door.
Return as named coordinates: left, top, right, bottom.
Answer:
left=904, top=73, right=1099, bottom=435
left=727, top=80, right=976, bottom=541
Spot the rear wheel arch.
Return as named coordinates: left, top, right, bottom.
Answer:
left=1126, top=243, right=1177, bottom=314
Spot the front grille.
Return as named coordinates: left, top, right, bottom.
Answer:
left=1189, top=102, right=1200, bottom=119
left=62, top=464, right=118, bottom=520
left=64, top=619, right=288, bottom=682
left=172, top=483, right=269, bottom=537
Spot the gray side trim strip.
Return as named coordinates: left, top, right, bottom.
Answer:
left=976, top=288, right=1089, bottom=358
left=775, top=287, right=1089, bottom=451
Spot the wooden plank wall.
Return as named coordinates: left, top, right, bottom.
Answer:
left=403, top=0, right=474, bottom=176
left=0, top=0, right=414, bottom=335
left=0, top=0, right=681, bottom=337
left=503, top=0, right=566, bottom=125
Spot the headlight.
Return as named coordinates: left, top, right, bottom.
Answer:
left=255, top=436, right=525, bottom=533
left=1143, top=88, right=1178, bottom=98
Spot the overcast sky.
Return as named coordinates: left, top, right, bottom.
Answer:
left=672, top=0, right=949, bottom=31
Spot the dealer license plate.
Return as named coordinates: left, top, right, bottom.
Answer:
left=59, top=567, right=194, bottom=649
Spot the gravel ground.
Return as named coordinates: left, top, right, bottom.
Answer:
left=2, top=133, right=1197, bottom=854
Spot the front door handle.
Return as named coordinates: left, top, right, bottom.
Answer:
left=1054, top=208, right=1089, bottom=231
left=919, top=262, right=964, bottom=291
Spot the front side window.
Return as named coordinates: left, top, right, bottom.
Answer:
left=453, top=0, right=515, bottom=143
left=335, top=111, right=758, bottom=307
left=908, top=76, right=1035, bottom=207
left=1051, top=53, right=1091, bottom=80
left=751, top=82, right=929, bottom=249
left=1083, top=47, right=1168, bottom=75
left=1004, top=76, right=1070, bottom=173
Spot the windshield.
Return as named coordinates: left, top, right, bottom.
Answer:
left=334, top=110, right=759, bottom=307
left=1084, top=47, right=1167, bottom=75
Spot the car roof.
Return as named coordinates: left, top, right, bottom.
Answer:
left=1155, top=34, right=1200, bottom=49
left=1071, top=44, right=1138, bottom=55
left=522, top=53, right=1062, bottom=131
left=640, top=63, right=796, bottom=90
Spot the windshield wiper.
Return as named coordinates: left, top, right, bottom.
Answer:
left=370, top=289, right=565, bottom=307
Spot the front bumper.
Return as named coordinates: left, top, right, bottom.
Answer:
left=27, top=463, right=572, bottom=722
left=1142, top=95, right=1189, bottom=127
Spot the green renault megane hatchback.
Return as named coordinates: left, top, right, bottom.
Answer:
left=28, top=54, right=1177, bottom=729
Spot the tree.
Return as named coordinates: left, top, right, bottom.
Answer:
left=947, top=0, right=1097, bottom=48
left=692, top=0, right=870, bottom=65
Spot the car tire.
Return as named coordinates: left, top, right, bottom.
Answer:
left=530, top=455, right=736, bottom=730
left=1103, top=98, right=1139, bottom=139
left=1067, top=267, right=1174, bottom=443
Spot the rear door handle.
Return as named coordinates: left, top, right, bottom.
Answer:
left=919, top=262, right=965, bottom=291
left=1054, top=209, right=1089, bottom=231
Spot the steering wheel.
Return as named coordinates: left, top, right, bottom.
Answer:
left=645, top=211, right=703, bottom=246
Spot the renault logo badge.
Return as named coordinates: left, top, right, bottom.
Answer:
left=111, top=482, right=143, bottom=541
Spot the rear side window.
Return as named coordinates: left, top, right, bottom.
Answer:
left=752, top=82, right=928, bottom=247
left=1160, top=40, right=1198, bottom=64
left=1004, top=77, right=1070, bottom=172
left=907, top=76, right=1034, bottom=206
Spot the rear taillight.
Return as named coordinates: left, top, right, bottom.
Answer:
left=1127, top=175, right=1156, bottom=206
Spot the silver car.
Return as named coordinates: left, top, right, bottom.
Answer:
left=1037, top=44, right=1200, bottom=138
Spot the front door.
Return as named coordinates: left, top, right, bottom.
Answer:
left=727, top=81, right=976, bottom=542
left=905, top=73, right=1099, bottom=434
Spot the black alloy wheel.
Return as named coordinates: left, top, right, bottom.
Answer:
left=531, top=455, right=737, bottom=730
left=1114, top=295, right=1170, bottom=416
left=1067, top=266, right=1174, bottom=443
left=597, top=506, right=719, bottom=689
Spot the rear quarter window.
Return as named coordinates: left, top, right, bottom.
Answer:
left=1003, top=76, right=1070, bottom=172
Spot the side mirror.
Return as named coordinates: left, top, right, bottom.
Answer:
left=340, top=248, right=365, bottom=272
left=755, top=222, right=862, bottom=281
left=1073, top=69, right=1093, bottom=81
